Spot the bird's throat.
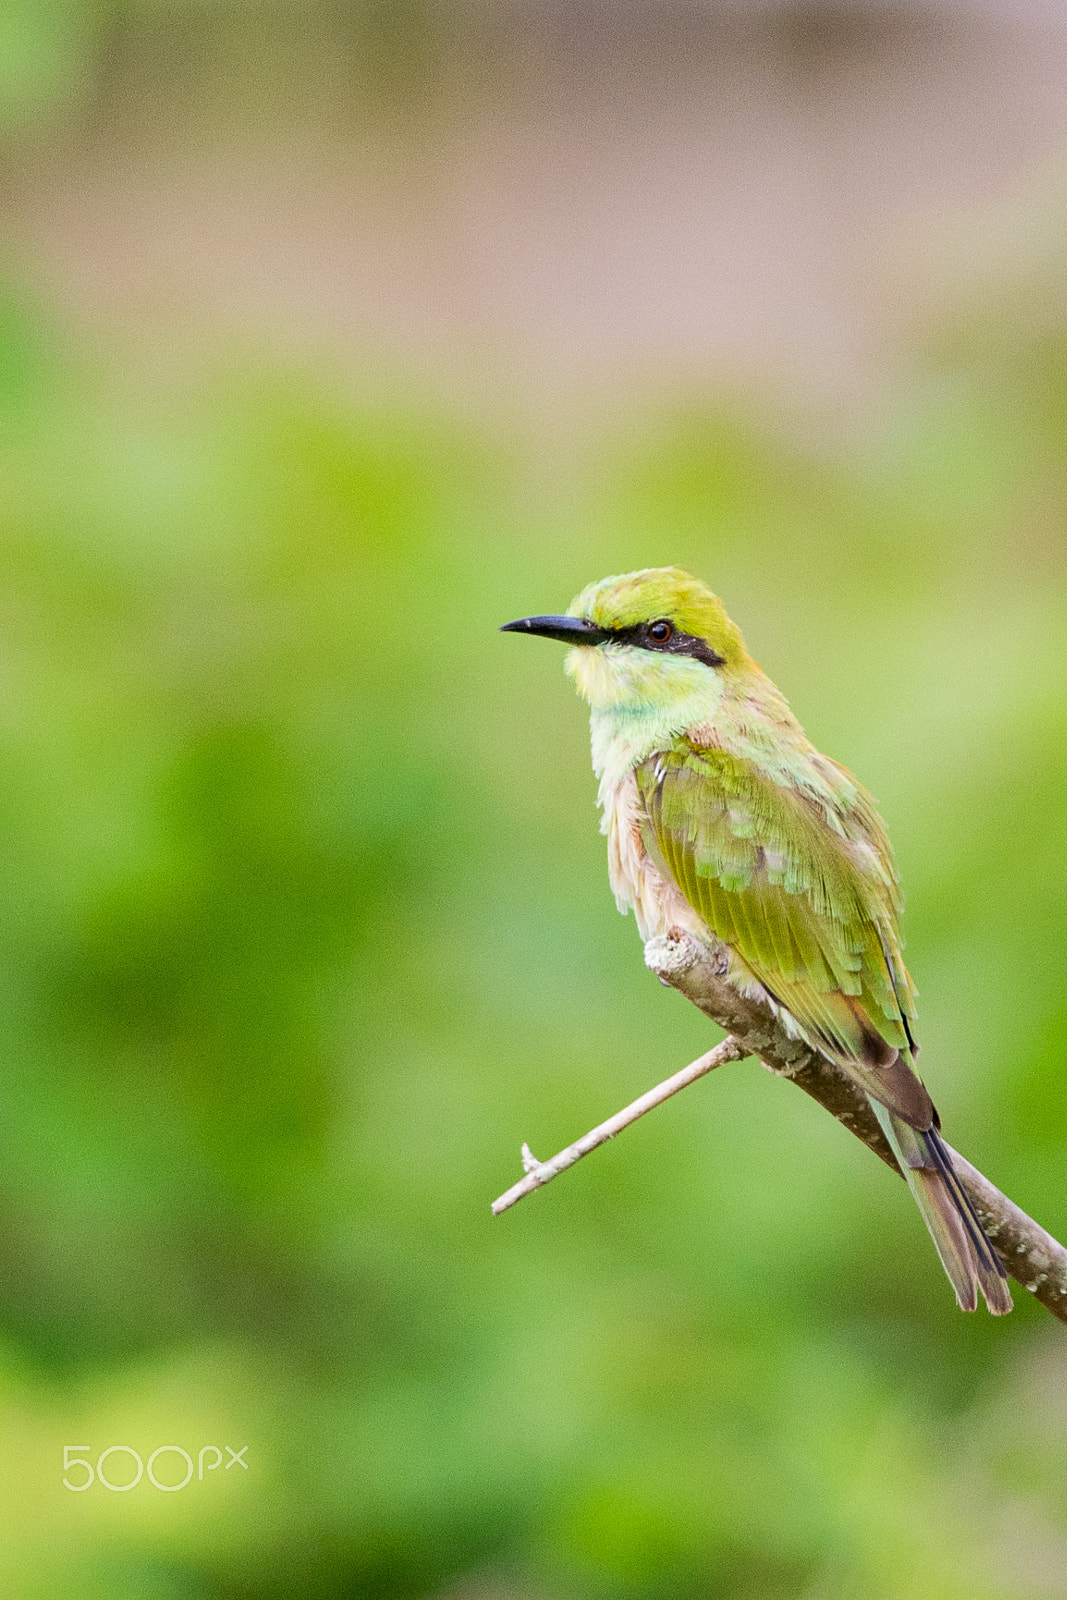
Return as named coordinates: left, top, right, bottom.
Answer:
left=570, top=648, right=725, bottom=786
left=570, top=644, right=722, bottom=760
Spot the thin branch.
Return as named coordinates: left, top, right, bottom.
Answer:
left=492, top=925, right=1067, bottom=1324
left=491, top=1035, right=747, bottom=1214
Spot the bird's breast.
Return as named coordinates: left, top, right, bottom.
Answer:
left=598, top=767, right=707, bottom=945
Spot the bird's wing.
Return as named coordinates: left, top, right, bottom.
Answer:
left=636, top=741, right=928, bottom=1125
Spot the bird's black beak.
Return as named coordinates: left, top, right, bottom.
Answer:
left=499, top=615, right=611, bottom=646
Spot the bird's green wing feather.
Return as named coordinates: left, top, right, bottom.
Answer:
left=636, top=741, right=919, bottom=1076
left=633, top=739, right=1000, bottom=1307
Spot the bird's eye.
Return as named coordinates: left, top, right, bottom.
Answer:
left=648, top=620, right=673, bottom=643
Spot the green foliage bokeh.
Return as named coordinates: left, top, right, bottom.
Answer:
left=2, top=11, right=1067, bottom=1584
left=0, top=270, right=1065, bottom=1600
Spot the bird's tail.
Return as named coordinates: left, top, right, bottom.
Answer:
left=870, top=1100, right=1012, bottom=1315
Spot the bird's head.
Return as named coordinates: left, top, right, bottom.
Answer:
left=501, top=567, right=748, bottom=715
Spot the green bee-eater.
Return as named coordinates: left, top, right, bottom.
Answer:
left=502, top=567, right=1011, bottom=1314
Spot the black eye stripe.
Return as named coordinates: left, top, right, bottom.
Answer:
left=609, top=622, right=723, bottom=668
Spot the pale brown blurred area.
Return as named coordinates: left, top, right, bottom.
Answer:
left=7, top=1, right=1067, bottom=419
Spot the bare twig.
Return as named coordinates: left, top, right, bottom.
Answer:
left=491, top=1034, right=747, bottom=1214
left=491, top=925, right=1067, bottom=1324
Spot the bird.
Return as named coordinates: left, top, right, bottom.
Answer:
left=501, top=566, right=1011, bottom=1314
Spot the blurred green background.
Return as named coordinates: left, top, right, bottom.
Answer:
left=2, top=3, right=1067, bottom=1597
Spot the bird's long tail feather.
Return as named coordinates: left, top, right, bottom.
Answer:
left=870, top=1100, right=1012, bottom=1315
